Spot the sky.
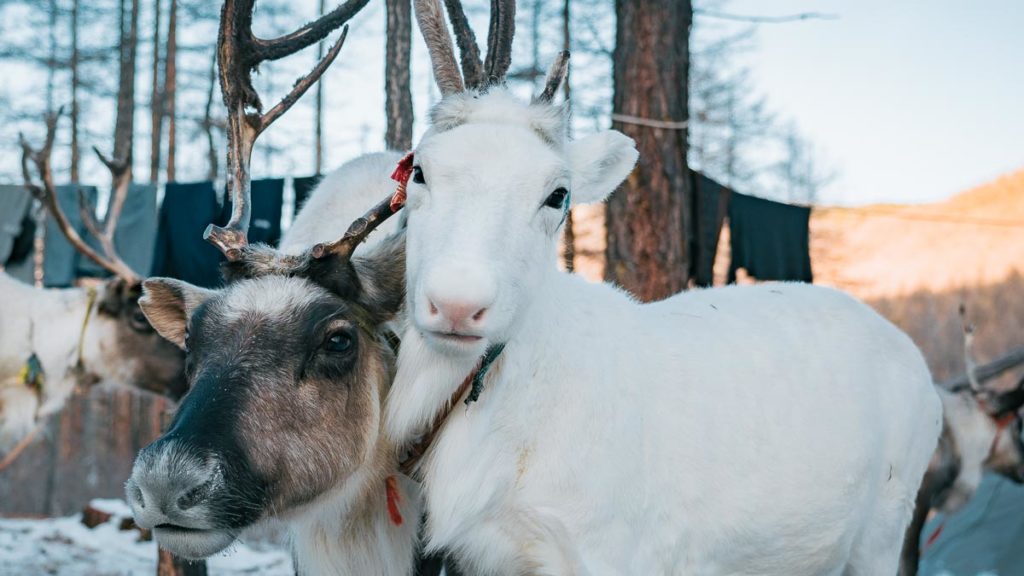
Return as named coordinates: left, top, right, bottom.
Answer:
left=2, top=0, right=1021, bottom=208
left=720, top=0, right=1024, bottom=205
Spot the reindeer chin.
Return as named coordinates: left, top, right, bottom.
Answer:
left=153, top=526, right=237, bottom=560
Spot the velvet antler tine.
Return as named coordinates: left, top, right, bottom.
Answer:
left=415, top=0, right=464, bottom=96
left=92, top=146, right=132, bottom=239
left=536, top=50, right=569, bottom=103
left=261, top=26, right=349, bottom=131
left=483, top=0, right=515, bottom=83
left=493, top=0, right=516, bottom=81
left=78, top=187, right=103, bottom=240
left=483, top=0, right=499, bottom=79
left=254, top=0, right=368, bottom=61
left=311, top=196, right=398, bottom=260
left=442, top=0, right=484, bottom=89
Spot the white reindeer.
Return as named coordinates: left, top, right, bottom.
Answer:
left=2, top=117, right=185, bottom=454
left=384, top=1, right=944, bottom=574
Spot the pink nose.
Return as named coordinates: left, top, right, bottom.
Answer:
left=428, top=297, right=489, bottom=329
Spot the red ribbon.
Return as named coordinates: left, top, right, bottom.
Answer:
left=385, top=475, right=404, bottom=526
left=390, top=152, right=415, bottom=213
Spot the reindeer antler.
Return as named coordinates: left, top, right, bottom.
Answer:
left=416, top=0, right=517, bottom=96
left=311, top=196, right=399, bottom=261
left=960, top=303, right=982, bottom=393
left=206, top=0, right=369, bottom=260
left=19, top=110, right=141, bottom=284
left=536, top=51, right=569, bottom=103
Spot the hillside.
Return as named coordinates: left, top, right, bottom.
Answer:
left=811, top=169, right=1024, bottom=299
left=812, top=169, right=1024, bottom=382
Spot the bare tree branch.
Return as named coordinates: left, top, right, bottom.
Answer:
left=694, top=9, right=839, bottom=24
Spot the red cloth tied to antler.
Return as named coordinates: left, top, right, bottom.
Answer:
left=390, top=152, right=415, bottom=212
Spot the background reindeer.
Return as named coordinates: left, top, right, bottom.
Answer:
left=1, top=112, right=184, bottom=457
left=900, top=307, right=1024, bottom=576
left=381, top=1, right=943, bottom=574
left=126, top=2, right=427, bottom=574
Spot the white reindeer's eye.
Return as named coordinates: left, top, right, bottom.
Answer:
left=412, top=166, right=425, bottom=185
left=543, top=187, right=569, bottom=210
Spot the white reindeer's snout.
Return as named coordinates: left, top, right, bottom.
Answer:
left=416, top=262, right=499, bottom=351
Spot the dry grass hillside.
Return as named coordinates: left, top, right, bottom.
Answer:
left=812, top=169, right=1024, bottom=383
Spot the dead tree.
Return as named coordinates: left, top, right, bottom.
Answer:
left=560, top=0, right=574, bottom=272
left=604, top=0, right=693, bottom=301
left=385, top=0, right=413, bottom=150
left=149, top=0, right=164, bottom=183
left=201, top=53, right=219, bottom=181
left=113, top=0, right=140, bottom=172
left=164, top=0, right=177, bottom=182
left=70, top=0, right=81, bottom=181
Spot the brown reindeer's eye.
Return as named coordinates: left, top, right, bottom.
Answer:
left=130, top=309, right=154, bottom=333
left=543, top=187, right=569, bottom=210
left=324, top=331, right=353, bottom=353
left=412, top=166, right=425, bottom=185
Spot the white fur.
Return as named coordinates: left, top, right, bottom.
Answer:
left=280, top=152, right=405, bottom=256
left=0, top=273, right=122, bottom=451
left=933, top=388, right=1021, bottom=512
left=388, top=89, right=943, bottom=575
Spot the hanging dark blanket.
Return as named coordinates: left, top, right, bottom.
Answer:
left=42, top=185, right=97, bottom=287
left=151, top=181, right=226, bottom=289
left=0, top=185, right=33, bottom=267
left=79, top=183, right=158, bottom=278
left=690, top=173, right=731, bottom=287
left=728, top=192, right=812, bottom=283
left=222, top=178, right=285, bottom=247
left=293, top=175, right=322, bottom=215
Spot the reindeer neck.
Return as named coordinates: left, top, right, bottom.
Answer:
left=288, top=441, right=419, bottom=576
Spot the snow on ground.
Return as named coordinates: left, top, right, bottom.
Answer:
left=0, top=499, right=293, bottom=575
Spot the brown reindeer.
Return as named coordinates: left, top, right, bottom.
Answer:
left=124, top=1, right=426, bottom=574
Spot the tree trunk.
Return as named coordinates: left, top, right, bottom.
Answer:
left=70, top=0, right=81, bottom=182
left=203, top=53, right=218, bottom=182
left=46, top=0, right=57, bottom=114
left=315, top=0, right=326, bottom=173
left=149, top=0, right=164, bottom=183
left=560, top=0, right=574, bottom=272
left=604, top=0, right=692, bottom=302
left=384, top=0, right=413, bottom=151
left=164, top=0, right=177, bottom=182
left=113, top=0, right=140, bottom=170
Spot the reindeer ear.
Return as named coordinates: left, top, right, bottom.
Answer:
left=351, top=232, right=406, bottom=323
left=567, top=130, right=639, bottom=206
left=140, top=278, right=217, bottom=349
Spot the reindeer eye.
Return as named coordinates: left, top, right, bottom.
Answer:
left=324, top=331, right=353, bottom=353
left=543, top=187, right=569, bottom=210
left=130, top=309, right=153, bottom=332
left=412, top=166, right=425, bottom=185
